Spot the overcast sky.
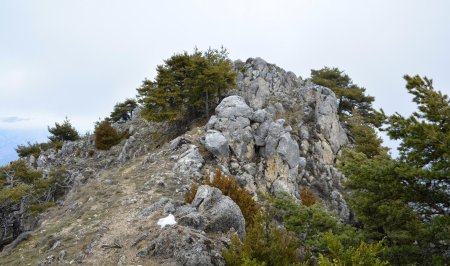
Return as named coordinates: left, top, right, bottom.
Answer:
left=1, top=0, right=449, bottom=164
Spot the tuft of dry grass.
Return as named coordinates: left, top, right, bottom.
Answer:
left=300, top=186, right=318, bottom=206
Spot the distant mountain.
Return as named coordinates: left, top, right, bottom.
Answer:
left=0, top=128, right=48, bottom=166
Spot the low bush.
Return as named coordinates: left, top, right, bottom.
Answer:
left=15, top=142, right=42, bottom=158
left=1, top=160, right=42, bottom=184
left=94, top=120, right=125, bottom=150
left=0, top=162, right=69, bottom=216
left=0, top=183, right=30, bottom=204
left=223, top=212, right=302, bottom=266
left=16, top=141, right=63, bottom=158
left=299, top=186, right=318, bottom=207
left=318, top=231, right=388, bottom=266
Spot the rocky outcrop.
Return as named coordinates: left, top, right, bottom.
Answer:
left=136, top=185, right=245, bottom=266
left=203, top=58, right=350, bottom=219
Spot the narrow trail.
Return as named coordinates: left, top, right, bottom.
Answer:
left=0, top=142, right=182, bottom=265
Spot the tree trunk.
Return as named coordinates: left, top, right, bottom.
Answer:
left=205, top=89, right=209, bottom=118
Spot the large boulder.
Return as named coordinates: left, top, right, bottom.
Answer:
left=189, top=185, right=245, bottom=238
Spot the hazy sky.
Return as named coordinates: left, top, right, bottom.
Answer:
left=1, top=0, right=449, bottom=163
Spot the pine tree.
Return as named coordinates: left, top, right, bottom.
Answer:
left=310, top=67, right=383, bottom=127
left=340, top=75, right=450, bottom=265
left=136, top=47, right=236, bottom=125
left=48, top=117, right=80, bottom=142
left=386, top=75, right=449, bottom=216
left=109, top=98, right=138, bottom=123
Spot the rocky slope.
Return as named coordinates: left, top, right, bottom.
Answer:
left=0, top=58, right=350, bottom=265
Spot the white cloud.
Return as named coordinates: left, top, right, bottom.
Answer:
left=0, top=116, right=30, bottom=123
left=0, top=0, right=449, bottom=149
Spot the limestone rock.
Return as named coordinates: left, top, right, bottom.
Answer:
left=208, top=96, right=255, bottom=162
left=205, top=130, right=229, bottom=158
left=173, top=145, right=204, bottom=179
left=190, top=185, right=245, bottom=238
left=139, top=225, right=225, bottom=266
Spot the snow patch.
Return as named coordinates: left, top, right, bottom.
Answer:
left=157, top=214, right=177, bottom=228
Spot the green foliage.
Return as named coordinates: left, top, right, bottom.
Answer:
left=386, top=75, right=449, bottom=210
left=340, top=75, right=450, bottom=265
left=0, top=161, right=69, bottom=221
left=318, top=231, right=388, bottom=266
left=15, top=141, right=63, bottom=158
left=1, top=160, right=42, bottom=184
left=223, top=212, right=301, bottom=266
left=28, top=201, right=55, bottom=216
left=48, top=117, right=80, bottom=142
left=109, top=98, right=138, bottom=122
left=310, top=67, right=384, bottom=127
left=15, top=142, right=42, bottom=158
left=94, top=120, right=124, bottom=150
left=271, top=195, right=363, bottom=251
left=347, top=111, right=388, bottom=158
left=137, top=47, right=236, bottom=125
left=0, top=183, right=30, bottom=204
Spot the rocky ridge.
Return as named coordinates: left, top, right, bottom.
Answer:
left=1, top=57, right=350, bottom=265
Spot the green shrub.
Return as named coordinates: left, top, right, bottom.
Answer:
left=94, top=120, right=123, bottom=150
left=0, top=163, right=69, bottom=220
left=0, top=183, right=30, bottom=204
left=223, top=212, right=302, bottom=266
left=271, top=194, right=363, bottom=250
left=318, top=231, right=388, bottom=266
left=16, top=141, right=64, bottom=158
left=1, top=160, right=42, bottom=184
left=15, top=142, right=42, bottom=158
left=28, top=201, right=55, bottom=216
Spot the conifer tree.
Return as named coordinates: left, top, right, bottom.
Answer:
left=109, top=98, right=138, bottom=122
left=48, top=117, right=80, bottom=142
left=340, top=75, right=450, bottom=265
left=136, top=47, right=236, bottom=124
left=310, top=67, right=383, bottom=127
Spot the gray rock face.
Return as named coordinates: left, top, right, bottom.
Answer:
left=205, top=130, right=229, bottom=158
left=173, top=144, right=204, bottom=179
left=190, top=185, right=245, bottom=238
left=138, top=225, right=225, bottom=266
left=208, top=96, right=255, bottom=162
